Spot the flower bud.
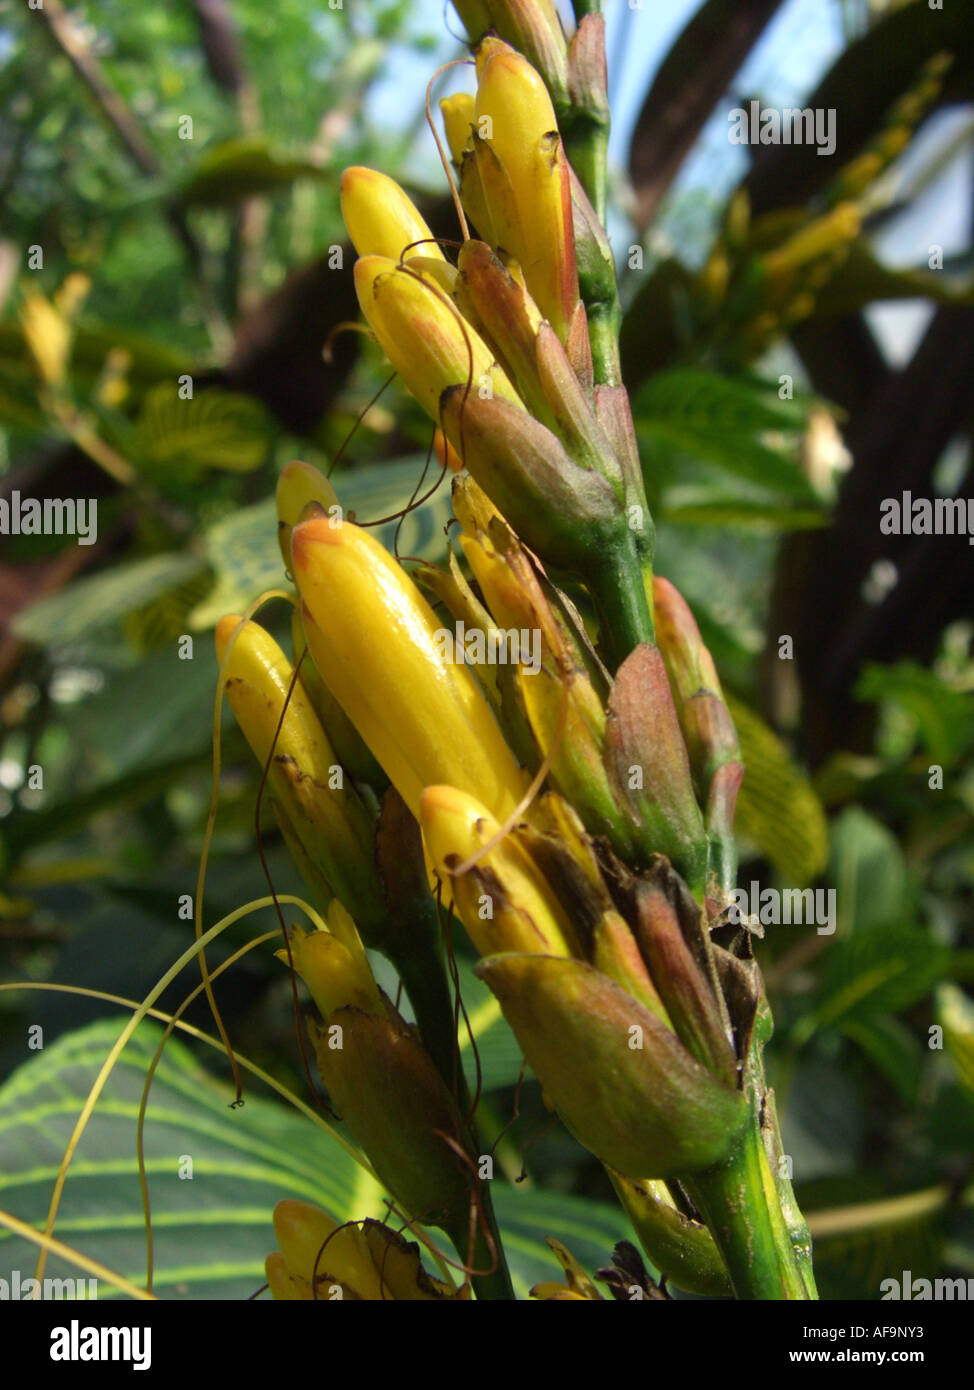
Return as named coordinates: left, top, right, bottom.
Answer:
left=454, top=239, right=555, bottom=429
left=290, top=608, right=386, bottom=788
left=439, top=387, right=624, bottom=573
left=280, top=905, right=382, bottom=1021
left=652, top=577, right=740, bottom=782
left=271, top=1200, right=386, bottom=1300
left=473, top=39, right=578, bottom=340
left=651, top=578, right=743, bottom=874
left=290, top=515, right=526, bottom=822
left=313, top=1009, right=472, bottom=1230
left=632, top=873, right=737, bottom=1087
left=353, top=254, right=520, bottom=424
left=603, top=642, right=708, bottom=885
left=606, top=1171, right=731, bottom=1298
left=592, top=908, right=672, bottom=1030
left=276, top=460, right=339, bottom=571
left=440, top=92, right=476, bottom=168
left=452, top=2, right=570, bottom=109
left=440, top=94, right=497, bottom=245
left=477, top=953, right=747, bottom=1177
left=456, top=240, right=622, bottom=490
left=341, top=165, right=445, bottom=265
left=264, top=1250, right=313, bottom=1300
left=420, top=784, right=576, bottom=958
left=214, top=615, right=384, bottom=930
left=459, top=517, right=636, bottom=855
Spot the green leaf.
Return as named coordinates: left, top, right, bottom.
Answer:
left=188, top=457, right=454, bottom=628
left=456, top=960, right=526, bottom=1093
left=634, top=369, right=819, bottom=503
left=0, top=1020, right=376, bottom=1300
left=810, top=924, right=949, bottom=1037
left=800, top=1174, right=948, bottom=1301
left=132, top=383, right=272, bottom=486
left=725, top=692, right=829, bottom=884
left=12, top=552, right=207, bottom=648
left=827, top=806, right=909, bottom=934
left=937, top=984, right=974, bottom=1103
left=855, top=661, right=974, bottom=769
left=840, top=1013, right=924, bottom=1105
left=0, top=1018, right=633, bottom=1301
left=176, top=137, right=324, bottom=207
left=489, top=1186, right=634, bottom=1299
left=659, top=494, right=827, bottom=530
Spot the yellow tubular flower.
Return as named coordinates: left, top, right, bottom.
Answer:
left=473, top=39, right=578, bottom=341
left=439, top=94, right=496, bottom=243
left=272, top=1201, right=387, bottom=1300
left=352, top=254, right=521, bottom=424
left=440, top=92, right=475, bottom=167
left=420, top=784, right=576, bottom=958
left=215, top=614, right=338, bottom=776
left=264, top=1250, right=313, bottom=1300
left=275, top=459, right=339, bottom=569
left=280, top=906, right=382, bottom=1020
left=434, top=427, right=464, bottom=473
left=340, top=165, right=445, bottom=264
left=290, top=515, right=527, bottom=822
left=214, top=615, right=383, bottom=929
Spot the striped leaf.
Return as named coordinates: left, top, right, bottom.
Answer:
left=726, top=692, right=829, bottom=884
left=0, top=1018, right=634, bottom=1300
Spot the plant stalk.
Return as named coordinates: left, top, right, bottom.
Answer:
left=586, top=538, right=656, bottom=669
left=686, top=1117, right=811, bottom=1300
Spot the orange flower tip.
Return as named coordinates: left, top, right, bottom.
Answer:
left=420, top=784, right=467, bottom=822
left=290, top=515, right=344, bottom=569
left=340, top=164, right=374, bottom=196
left=214, top=614, right=246, bottom=663
left=272, top=1199, right=328, bottom=1251
left=434, top=428, right=463, bottom=473
left=353, top=254, right=392, bottom=299
left=474, top=34, right=512, bottom=77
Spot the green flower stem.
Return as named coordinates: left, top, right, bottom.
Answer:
left=391, top=932, right=463, bottom=1095
left=558, top=0, right=619, bottom=383
left=743, top=1006, right=819, bottom=1298
left=561, top=111, right=610, bottom=228
left=585, top=298, right=623, bottom=387
left=763, top=1087, right=818, bottom=1297
left=392, top=930, right=515, bottom=1301
left=686, top=1116, right=811, bottom=1300
left=446, top=1187, right=516, bottom=1301
left=586, top=537, right=656, bottom=669
left=572, top=0, right=603, bottom=22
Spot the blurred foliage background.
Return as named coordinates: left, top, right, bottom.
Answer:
left=0, top=0, right=973, bottom=1300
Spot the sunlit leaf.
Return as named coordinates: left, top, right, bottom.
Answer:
left=726, top=693, right=829, bottom=884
